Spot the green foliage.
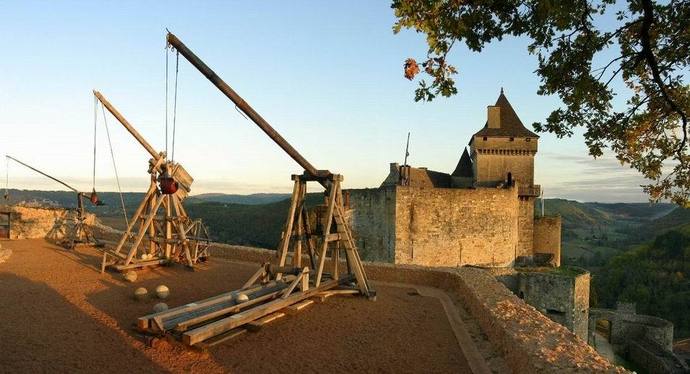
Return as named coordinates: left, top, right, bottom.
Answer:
left=594, top=230, right=690, bottom=338
left=393, top=0, right=690, bottom=204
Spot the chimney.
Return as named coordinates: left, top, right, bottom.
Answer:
left=487, top=106, right=501, bottom=128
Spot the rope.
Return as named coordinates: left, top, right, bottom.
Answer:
left=100, top=103, right=129, bottom=228
left=93, top=95, right=97, bottom=189
left=4, top=156, right=8, bottom=200
left=171, top=51, right=179, bottom=162
left=165, top=46, right=169, bottom=157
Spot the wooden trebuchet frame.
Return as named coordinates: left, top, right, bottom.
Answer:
left=63, top=192, right=100, bottom=249
left=136, top=32, right=375, bottom=346
left=94, top=91, right=210, bottom=272
left=138, top=173, right=374, bottom=346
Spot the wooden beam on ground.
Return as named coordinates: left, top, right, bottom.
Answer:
left=284, top=299, right=314, bottom=315
left=195, top=328, right=247, bottom=349
left=246, top=312, right=286, bottom=332
left=182, top=279, right=341, bottom=346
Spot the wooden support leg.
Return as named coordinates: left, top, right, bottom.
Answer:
left=124, top=196, right=165, bottom=265
left=301, top=209, right=316, bottom=270
left=277, top=180, right=300, bottom=266
left=114, top=183, right=157, bottom=256
left=295, top=215, right=303, bottom=269
left=280, top=267, right=308, bottom=299
left=242, top=264, right=268, bottom=289
left=333, top=241, right=340, bottom=280
left=172, top=197, right=194, bottom=267
left=315, top=180, right=338, bottom=287
left=101, top=251, right=108, bottom=274
left=165, top=194, right=173, bottom=259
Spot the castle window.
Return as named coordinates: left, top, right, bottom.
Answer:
left=509, top=137, right=514, bottom=141
left=482, top=137, right=487, bottom=141
left=526, top=138, right=531, bottom=142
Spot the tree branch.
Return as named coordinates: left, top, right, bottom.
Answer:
left=640, top=0, right=689, bottom=156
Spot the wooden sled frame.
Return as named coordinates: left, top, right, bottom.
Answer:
left=137, top=173, right=375, bottom=346
left=100, top=175, right=210, bottom=273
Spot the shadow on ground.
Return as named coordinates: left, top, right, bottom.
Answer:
left=0, top=272, right=168, bottom=373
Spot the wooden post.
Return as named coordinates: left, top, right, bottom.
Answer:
left=165, top=194, right=173, bottom=259
left=276, top=178, right=301, bottom=279
left=315, top=179, right=338, bottom=287
left=149, top=194, right=158, bottom=256
left=172, top=197, right=194, bottom=267
left=302, top=209, right=317, bottom=270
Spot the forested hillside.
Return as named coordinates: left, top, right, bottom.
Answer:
left=594, top=231, right=690, bottom=338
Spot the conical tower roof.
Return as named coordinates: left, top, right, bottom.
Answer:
left=473, top=90, right=539, bottom=138
left=451, top=148, right=473, bottom=177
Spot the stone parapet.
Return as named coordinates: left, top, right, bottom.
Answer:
left=209, top=243, right=628, bottom=373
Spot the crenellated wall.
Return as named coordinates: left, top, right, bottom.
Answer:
left=472, top=137, right=537, bottom=187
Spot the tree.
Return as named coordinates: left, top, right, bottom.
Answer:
left=393, top=0, right=690, bottom=204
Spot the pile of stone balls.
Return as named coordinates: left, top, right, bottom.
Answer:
left=125, top=271, right=171, bottom=313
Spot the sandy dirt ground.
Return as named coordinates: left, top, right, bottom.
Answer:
left=0, top=239, right=471, bottom=373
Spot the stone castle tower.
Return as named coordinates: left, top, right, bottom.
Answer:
left=470, top=90, right=539, bottom=190
left=468, top=90, right=542, bottom=259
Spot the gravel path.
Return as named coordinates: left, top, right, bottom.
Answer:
left=0, top=239, right=471, bottom=373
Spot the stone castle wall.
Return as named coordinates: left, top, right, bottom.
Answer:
left=515, top=268, right=590, bottom=340
left=349, top=186, right=520, bottom=267
left=395, top=186, right=519, bottom=267
left=517, top=197, right=534, bottom=258
left=348, top=187, right=396, bottom=262
left=534, top=215, right=562, bottom=266
left=5, top=206, right=96, bottom=240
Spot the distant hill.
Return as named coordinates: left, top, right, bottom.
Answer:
left=643, top=206, right=690, bottom=234
left=540, top=198, right=675, bottom=230
left=1, top=189, right=148, bottom=215
left=586, top=202, right=675, bottom=220
left=540, top=199, right=614, bottom=229
left=193, top=193, right=291, bottom=205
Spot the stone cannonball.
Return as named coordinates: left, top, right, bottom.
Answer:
left=124, top=271, right=138, bottom=283
left=134, top=287, right=148, bottom=301
left=155, top=285, right=170, bottom=299
left=153, top=302, right=169, bottom=313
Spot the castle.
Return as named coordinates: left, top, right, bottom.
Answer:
left=349, top=90, right=561, bottom=269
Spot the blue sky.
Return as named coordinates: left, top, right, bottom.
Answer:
left=0, top=1, right=650, bottom=202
